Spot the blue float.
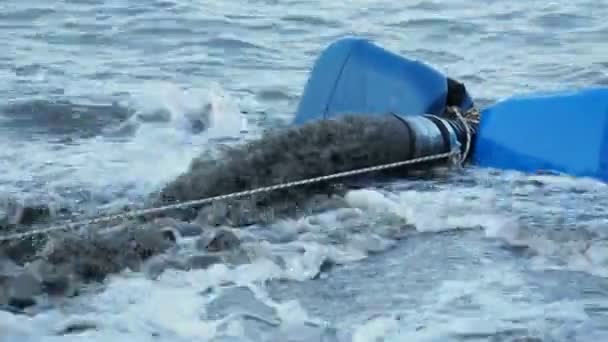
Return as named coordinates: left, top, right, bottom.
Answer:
left=294, top=37, right=608, bottom=182
left=474, top=88, right=608, bottom=181
left=293, top=37, right=473, bottom=125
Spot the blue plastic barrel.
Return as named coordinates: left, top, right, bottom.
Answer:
left=473, top=87, right=608, bottom=181
left=293, top=37, right=473, bottom=125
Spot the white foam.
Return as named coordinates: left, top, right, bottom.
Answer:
left=347, top=264, right=595, bottom=342
left=341, top=183, right=608, bottom=282
left=351, top=315, right=401, bottom=342
left=344, top=187, right=507, bottom=233
left=123, top=81, right=246, bottom=138
left=525, top=238, right=608, bottom=278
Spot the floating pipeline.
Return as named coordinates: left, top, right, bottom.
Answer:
left=295, top=37, right=608, bottom=182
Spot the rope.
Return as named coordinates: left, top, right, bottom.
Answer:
left=449, top=106, right=474, bottom=166
left=0, top=110, right=477, bottom=242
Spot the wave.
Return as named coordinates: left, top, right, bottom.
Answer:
left=0, top=100, right=133, bottom=138
left=0, top=82, right=246, bottom=141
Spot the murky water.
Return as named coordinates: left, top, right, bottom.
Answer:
left=1, top=0, right=608, bottom=340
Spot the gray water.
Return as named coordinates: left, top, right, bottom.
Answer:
left=2, top=0, right=608, bottom=341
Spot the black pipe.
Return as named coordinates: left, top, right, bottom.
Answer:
left=390, top=113, right=472, bottom=163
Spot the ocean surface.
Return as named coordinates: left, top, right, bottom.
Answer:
left=2, top=0, right=608, bottom=341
